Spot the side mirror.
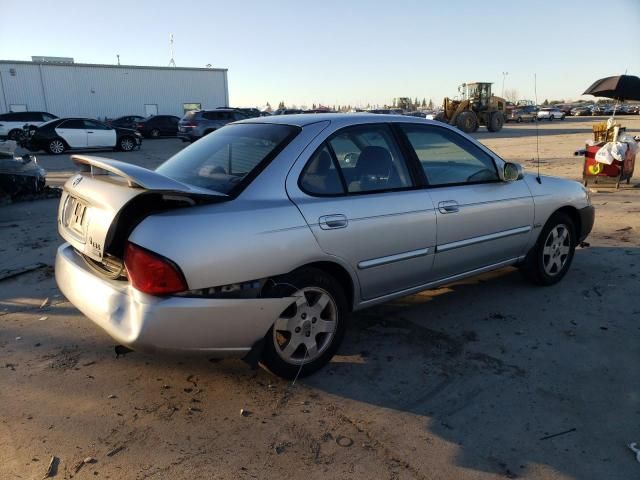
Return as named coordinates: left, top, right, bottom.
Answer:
left=502, top=162, right=524, bottom=181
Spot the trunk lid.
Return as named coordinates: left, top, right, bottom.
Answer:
left=58, top=154, right=226, bottom=262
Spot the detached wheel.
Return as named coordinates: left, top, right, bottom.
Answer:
left=520, top=212, right=576, bottom=286
left=261, top=267, right=348, bottom=379
left=118, top=136, right=135, bottom=151
left=150, top=128, right=160, bottom=138
left=47, top=139, right=66, bottom=155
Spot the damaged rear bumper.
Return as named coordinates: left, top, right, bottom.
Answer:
left=55, top=243, right=294, bottom=355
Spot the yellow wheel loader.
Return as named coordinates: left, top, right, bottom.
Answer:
left=435, top=82, right=507, bottom=133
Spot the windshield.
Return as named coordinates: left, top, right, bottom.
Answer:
left=156, top=123, right=299, bottom=195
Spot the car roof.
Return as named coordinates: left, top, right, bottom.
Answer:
left=239, top=112, right=436, bottom=128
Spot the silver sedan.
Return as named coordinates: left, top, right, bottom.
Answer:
left=55, top=114, right=594, bottom=378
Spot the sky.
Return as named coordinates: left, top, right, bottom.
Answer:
left=1, top=0, right=639, bottom=109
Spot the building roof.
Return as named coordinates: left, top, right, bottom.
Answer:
left=0, top=59, right=227, bottom=73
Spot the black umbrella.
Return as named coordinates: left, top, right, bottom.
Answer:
left=583, top=74, right=640, bottom=101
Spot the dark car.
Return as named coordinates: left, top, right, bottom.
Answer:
left=0, top=111, right=58, bottom=140
left=177, top=109, right=248, bottom=142
left=570, top=106, right=591, bottom=116
left=108, top=115, right=145, bottom=129
left=27, top=118, right=141, bottom=154
left=135, top=115, right=180, bottom=138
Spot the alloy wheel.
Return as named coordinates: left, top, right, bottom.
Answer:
left=121, top=138, right=134, bottom=151
left=50, top=140, right=65, bottom=154
left=272, top=287, right=338, bottom=365
left=542, top=224, right=571, bottom=276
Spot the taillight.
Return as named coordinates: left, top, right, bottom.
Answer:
left=124, top=242, right=187, bottom=295
left=136, top=123, right=144, bottom=129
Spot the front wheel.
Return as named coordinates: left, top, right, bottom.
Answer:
left=150, top=128, right=160, bottom=138
left=47, top=139, right=66, bottom=155
left=260, top=267, right=348, bottom=379
left=119, top=136, right=136, bottom=151
left=519, top=212, right=576, bottom=286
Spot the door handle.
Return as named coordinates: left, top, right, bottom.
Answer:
left=87, top=131, right=94, bottom=134
left=319, top=214, right=348, bottom=230
left=438, top=200, right=459, bottom=214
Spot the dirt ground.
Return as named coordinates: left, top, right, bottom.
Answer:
left=1, top=117, right=639, bottom=480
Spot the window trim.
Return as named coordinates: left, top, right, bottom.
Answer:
left=297, top=123, right=421, bottom=198
left=394, top=122, right=502, bottom=189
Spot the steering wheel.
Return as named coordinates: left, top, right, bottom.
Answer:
left=466, top=168, right=495, bottom=182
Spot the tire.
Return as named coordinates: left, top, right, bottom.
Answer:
left=455, top=111, right=478, bottom=134
left=47, top=138, right=66, bottom=155
left=487, top=111, right=505, bottom=132
left=549, top=115, right=554, bottom=121
left=260, top=267, right=348, bottom=379
left=519, top=212, right=576, bottom=286
left=561, top=115, right=565, bottom=120
left=150, top=128, right=160, bottom=138
left=118, top=136, right=135, bottom=151
left=516, top=116, right=522, bottom=123
left=7, top=129, right=22, bottom=141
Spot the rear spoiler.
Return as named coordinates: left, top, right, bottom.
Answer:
left=71, top=155, right=227, bottom=197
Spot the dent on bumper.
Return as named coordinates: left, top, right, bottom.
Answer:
left=55, top=243, right=295, bottom=355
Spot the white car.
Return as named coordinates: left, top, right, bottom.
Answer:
left=537, top=108, right=565, bottom=121
left=0, top=111, right=58, bottom=140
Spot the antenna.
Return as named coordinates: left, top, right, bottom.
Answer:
left=168, top=34, right=176, bottom=67
left=534, top=73, right=541, bottom=184
left=116, top=54, right=120, bottom=66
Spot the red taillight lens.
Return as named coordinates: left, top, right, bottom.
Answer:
left=124, top=243, right=187, bottom=295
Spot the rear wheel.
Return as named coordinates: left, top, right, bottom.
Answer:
left=549, top=115, right=554, bottom=121
left=47, top=139, right=66, bottom=155
left=261, top=267, right=348, bottom=379
left=456, top=111, right=478, bottom=134
left=520, top=212, right=576, bottom=286
left=487, top=111, right=505, bottom=132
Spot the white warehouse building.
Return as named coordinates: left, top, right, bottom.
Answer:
left=0, top=58, right=229, bottom=119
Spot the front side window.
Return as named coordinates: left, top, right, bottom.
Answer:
left=59, top=119, right=85, bottom=129
left=156, top=123, right=298, bottom=195
left=327, top=124, right=413, bottom=193
left=399, top=125, right=498, bottom=186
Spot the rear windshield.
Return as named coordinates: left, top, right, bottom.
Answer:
left=156, top=123, right=299, bottom=195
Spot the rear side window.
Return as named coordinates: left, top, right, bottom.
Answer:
left=399, top=124, right=498, bottom=186
left=59, top=119, right=85, bottom=129
left=299, top=124, right=415, bottom=195
left=299, top=145, right=344, bottom=195
left=156, top=123, right=298, bottom=195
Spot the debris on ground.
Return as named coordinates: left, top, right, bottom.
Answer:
left=0, top=263, right=49, bottom=282
left=240, top=408, right=252, bottom=417
left=539, top=427, right=576, bottom=441
left=42, top=455, right=59, bottom=479
left=336, top=435, right=354, bottom=447
left=106, top=446, right=125, bottom=457
left=39, top=297, right=49, bottom=309
left=629, top=442, right=640, bottom=463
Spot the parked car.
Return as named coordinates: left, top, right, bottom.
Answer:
left=271, top=109, right=304, bottom=115
left=107, top=115, right=145, bottom=129
left=177, top=109, right=249, bottom=142
left=537, top=108, right=565, bottom=120
left=223, top=107, right=262, bottom=118
left=506, top=107, right=536, bottom=123
left=27, top=118, right=141, bottom=154
left=0, top=111, right=58, bottom=140
left=54, top=114, right=594, bottom=378
left=135, top=115, right=180, bottom=138
left=570, top=106, right=591, bottom=116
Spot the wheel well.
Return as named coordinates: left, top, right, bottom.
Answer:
left=554, top=206, right=581, bottom=238
left=304, top=261, right=355, bottom=310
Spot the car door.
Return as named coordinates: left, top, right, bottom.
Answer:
left=397, top=123, right=534, bottom=281
left=289, top=123, right=437, bottom=300
left=84, top=120, right=116, bottom=147
left=55, top=119, right=88, bottom=148
left=166, top=116, right=179, bottom=135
